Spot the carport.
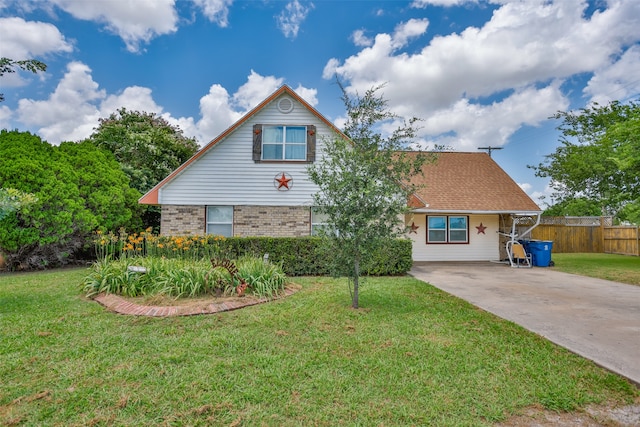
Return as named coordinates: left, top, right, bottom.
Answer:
left=410, top=262, right=640, bottom=386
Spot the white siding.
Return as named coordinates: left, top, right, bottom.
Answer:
left=159, top=94, right=330, bottom=206
left=408, top=214, right=500, bottom=261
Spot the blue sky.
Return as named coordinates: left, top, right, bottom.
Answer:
left=1, top=0, right=639, bottom=208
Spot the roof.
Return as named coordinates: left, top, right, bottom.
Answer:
left=139, top=85, right=348, bottom=205
left=140, top=86, right=539, bottom=215
left=407, top=151, right=541, bottom=213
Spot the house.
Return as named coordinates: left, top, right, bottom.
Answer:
left=404, top=152, right=541, bottom=261
left=140, top=85, right=541, bottom=262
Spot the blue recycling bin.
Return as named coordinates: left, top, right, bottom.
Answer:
left=527, top=240, right=553, bottom=267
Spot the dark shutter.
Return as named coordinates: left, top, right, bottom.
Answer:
left=253, top=124, right=262, bottom=162
left=306, top=125, right=316, bottom=162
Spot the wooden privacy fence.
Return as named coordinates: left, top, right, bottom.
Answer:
left=603, top=225, right=640, bottom=256
left=530, top=217, right=639, bottom=256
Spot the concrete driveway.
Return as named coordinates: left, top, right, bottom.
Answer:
left=409, top=262, right=640, bottom=386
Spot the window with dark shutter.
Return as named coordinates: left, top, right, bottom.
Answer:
left=252, top=124, right=317, bottom=163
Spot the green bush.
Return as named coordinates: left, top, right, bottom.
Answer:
left=0, top=131, right=139, bottom=270
left=89, top=233, right=413, bottom=278
left=216, top=237, right=413, bottom=276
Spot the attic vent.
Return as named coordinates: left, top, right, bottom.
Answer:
left=277, top=97, right=294, bottom=114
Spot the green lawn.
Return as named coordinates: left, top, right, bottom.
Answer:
left=552, top=253, right=640, bottom=285
left=1, top=268, right=636, bottom=426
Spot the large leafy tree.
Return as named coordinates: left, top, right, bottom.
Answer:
left=87, top=108, right=199, bottom=194
left=0, top=57, right=47, bottom=102
left=532, top=99, right=640, bottom=220
left=0, top=130, right=137, bottom=269
left=542, top=197, right=602, bottom=217
left=86, top=108, right=199, bottom=230
left=308, top=83, right=431, bottom=309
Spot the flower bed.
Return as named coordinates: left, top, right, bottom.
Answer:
left=82, top=256, right=287, bottom=299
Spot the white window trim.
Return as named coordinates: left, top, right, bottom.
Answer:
left=261, top=125, right=307, bottom=161
left=206, top=206, right=233, bottom=237
left=311, top=207, right=337, bottom=236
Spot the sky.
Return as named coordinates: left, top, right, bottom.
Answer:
left=1, top=0, right=639, bottom=208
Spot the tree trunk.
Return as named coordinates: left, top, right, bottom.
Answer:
left=352, top=255, right=360, bottom=309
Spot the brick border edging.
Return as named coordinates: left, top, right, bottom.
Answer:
left=93, top=284, right=300, bottom=317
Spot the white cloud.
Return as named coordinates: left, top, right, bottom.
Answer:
left=193, top=84, right=242, bottom=143
left=100, top=86, right=164, bottom=116
left=232, top=70, right=285, bottom=111
left=292, top=84, right=318, bottom=107
left=0, top=17, right=73, bottom=59
left=16, top=62, right=104, bottom=143
left=351, top=30, right=373, bottom=48
left=7, top=63, right=317, bottom=147
left=518, top=182, right=532, bottom=193
left=13, top=63, right=172, bottom=143
left=192, top=0, right=233, bottom=27
left=584, top=45, right=640, bottom=104
left=184, top=76, right=318, bottom=144
left=0, top=105, right=13, bottom=129
left=326, top=0, right=640, bottom=150
left=411, top=0, right=478, bottom=7
left=530, top=182, right=556, bottom=209
left=47, top=0, right=178, bottom=52
left=391, top=18, right=428, bottom=49
left=276, top=0, right=313, bottom=39
left=419, top=83, right=569, bottom=149
left=0, top=15, right=72, bottom=90
left=322, top=58, right=341, bottom=80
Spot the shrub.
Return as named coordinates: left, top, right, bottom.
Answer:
left=218, top=237, right=413, bottom=276
left=0, top=131, right=139, bottom=270
left=90, top=233, right=413, bottom=277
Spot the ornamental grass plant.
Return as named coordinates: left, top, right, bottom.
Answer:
left=236, top=255, right=287, bottom=299
left=82, top=256, right=287, bottom=299
left=87, top=230, right=288, bottom=299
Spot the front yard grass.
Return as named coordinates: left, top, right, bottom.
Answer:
left=1, top=268, right=637, bottom=426
left=551, top=253, right=640, bottom=285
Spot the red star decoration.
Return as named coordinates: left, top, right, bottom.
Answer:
left=476, top=222, right=487, bottom=234
left=275, top=172, right=292, bottom=190
left=409, top=222, right=419, bottom=234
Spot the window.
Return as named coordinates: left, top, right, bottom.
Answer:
left=262, top=125, right=306, bottom=160
left=311, top=207, right=331, bottom=236
left=427, top=215, right=468, bottom=243
left=448, top=216, right=468, bottom=242
left=206, top=206, right=233, bottom=237
left=253, top=124, right=316, bottom=162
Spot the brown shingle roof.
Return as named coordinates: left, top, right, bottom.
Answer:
left=407, top=152, right=541, bottom=213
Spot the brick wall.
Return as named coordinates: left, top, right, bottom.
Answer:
left=234, top=205, right=311, bottom=237
left=160, top=205, right=312, bottom=237
left=161, top=205, right=205, bottom=235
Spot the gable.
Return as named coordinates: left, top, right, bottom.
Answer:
left=139, top=86, right=346, bottom=206
left=408, top=152, right=541, bottom=213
